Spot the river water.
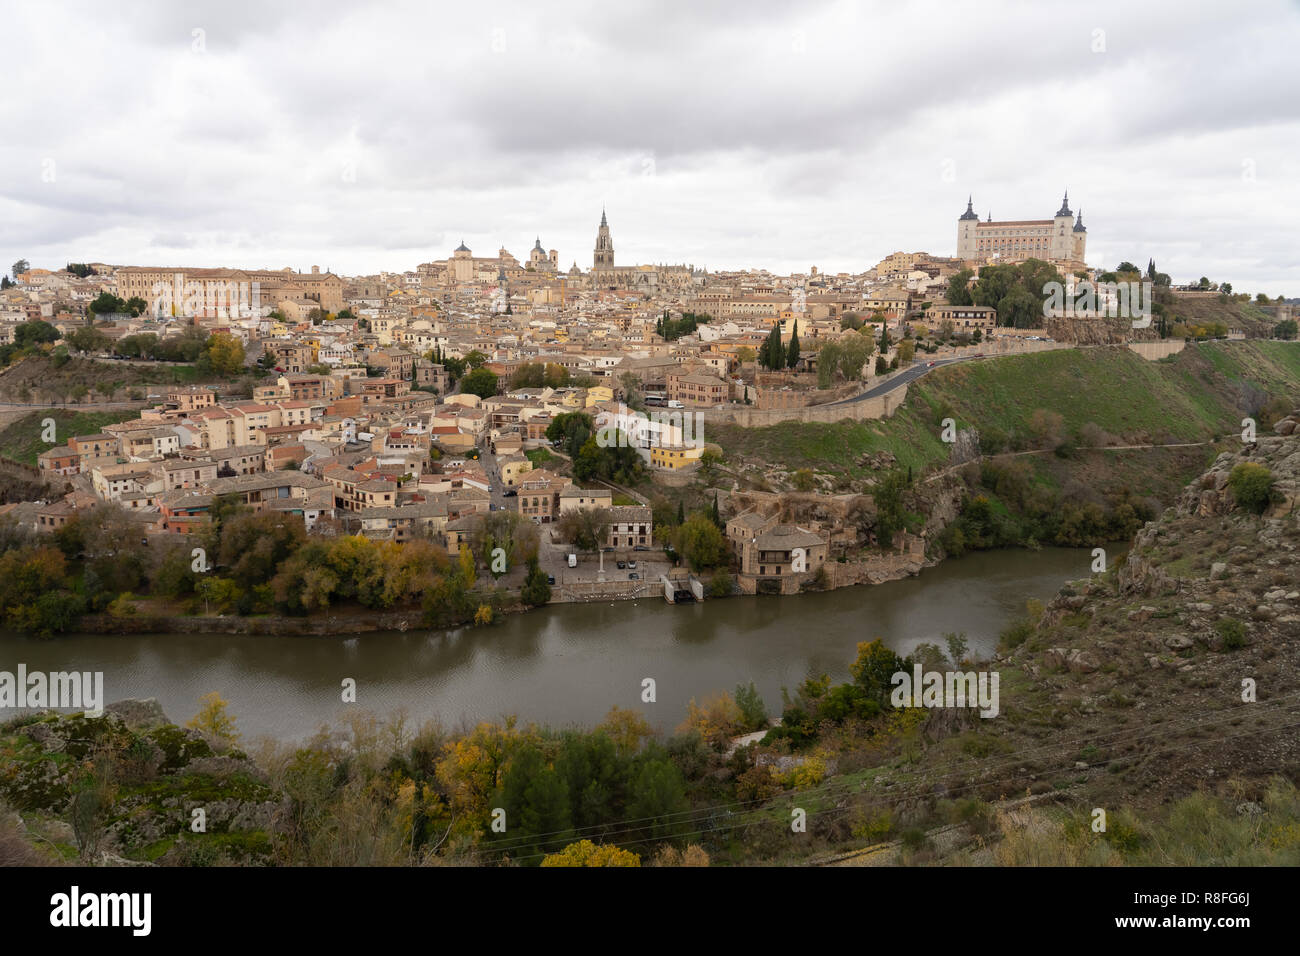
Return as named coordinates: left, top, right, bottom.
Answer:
left=0, top=547, right=1102, bottom=742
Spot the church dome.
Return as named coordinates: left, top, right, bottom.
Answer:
left=455, top=240, right=470, bottom=253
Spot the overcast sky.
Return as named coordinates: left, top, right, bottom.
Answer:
left=3, top=0, right=1298, bottom=294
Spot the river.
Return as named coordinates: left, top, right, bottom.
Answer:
left=0, top=546, right=1104, bottom=742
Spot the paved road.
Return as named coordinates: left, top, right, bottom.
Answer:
left=830, top=355, right=972, bottom=405
left=0, top=400, right=145, bottom=410
left=478, top=446, right=509, bottom=511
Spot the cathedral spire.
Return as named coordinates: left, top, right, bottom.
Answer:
left=600, top=207, right=608, bottom=228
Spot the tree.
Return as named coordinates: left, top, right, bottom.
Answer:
left=1227, top=463, right=1274, bottom=514
left=786, top=321, right=800, bottom=368
left=510, top=362, right=545, bottom=389
left=473, top=509, right=539, bottom=573
left=494, top=745, right=572, bottom=863
left=201, top=331, right=245, bottom=376
left=618, top=371, right=644, bottom=409
left=698, top=449, right=721, bottom=485
left=1221, top=283, right=1233, bottom=295
left=460, top=367, right=498, bottom=399
left=759, top=323, right=784, bottom=370
left=734, top=681, right=767, bottom=731
left=541, top=840, right=640, bottom=867
left=11, top=259, right=29, bottom=279
left=13, top=320, right=59, bottom=348
left=736, top=346, right=756, bottom=364
left=67, top=326, right=110, bottom=354
left=626, top=758, right=690, bottom=842
left=543, top=363, right=569, bottom=388
left=850, top=639, right=910, bottom=705
left=674, top=513, right=726, bottom=571
left=545, top=412, right=594, bottom=458
left=521, top=557, right=552, bottom=606
left=557, top=506, right=612, bottom=552
left=1275, top=319, right=1298, bottom=340
left=946, top=269, right=974, bottom=306
left=997, top=286, right=1040, bottom=329
left=872, top=470, right=908, bottom=549
left=87, top=292, right=127, bottom=318
left=187, top=691, right=241, bottom=746
left=879, top=323, right=891, bottom=352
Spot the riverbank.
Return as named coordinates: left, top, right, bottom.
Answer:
left=0, top=546, right=1099, bottom=740
left=62, top=538, right=946, bottom=637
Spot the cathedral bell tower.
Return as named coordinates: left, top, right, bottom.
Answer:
left=593, top=208, right=614, bottom=272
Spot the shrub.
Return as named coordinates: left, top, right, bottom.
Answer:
left=1215, top=617, right=1247, bottom=650
left=1227, top=463, right=1274, bottom=515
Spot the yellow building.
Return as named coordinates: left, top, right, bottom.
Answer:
left=585, top=385, right=614, bottom=407
left=650, top=443, right=704, bottom=470
left=498, top=454, right=534, bottom=488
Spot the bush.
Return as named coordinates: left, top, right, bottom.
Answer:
left=1227, top=463, right=1274, bottom=514
left=1215, top=617, right=1247, bottom=650
left=707, top=570, right=733, bottom=598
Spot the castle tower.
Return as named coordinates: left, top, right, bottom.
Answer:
left=593, top=208, right=614, bottom=272
left=1050, top=191, right=1073, bottom=260
left=956, top=195, right=979, bottom=259
left=1072, top=209, right=1087, bottom=263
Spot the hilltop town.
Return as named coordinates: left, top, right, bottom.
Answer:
left=1, top=199, right=1297, bottom=627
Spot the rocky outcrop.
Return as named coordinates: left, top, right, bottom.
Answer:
left=1, top=704, right=279, bottom=865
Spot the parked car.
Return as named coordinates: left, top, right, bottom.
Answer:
left=567, top=553, right=577, bottom=567
left=629, top=572, right=639, bottom=580
left=616, top=561, right=627, bottom=569
left=547, top=575, right=555, bottom=585
left=633, top=545, right=649, bottom=551
left=627, top=561, right=637, bottom=569
left=504, top=489, right=516, bottom=497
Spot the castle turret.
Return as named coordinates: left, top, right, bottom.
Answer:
left=1050, top=190, right=1074, bottom=260
left=956, top=195, right=980, bottom=258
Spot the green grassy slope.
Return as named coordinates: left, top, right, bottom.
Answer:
left=713, top=342, right=1300, bottom=481
left=0, top=409, right=138, bottom=465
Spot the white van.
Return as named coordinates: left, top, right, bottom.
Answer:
left=567, top=553, right=577, bottom=568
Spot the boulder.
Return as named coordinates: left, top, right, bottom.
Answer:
left=104, top=698, right=170, bottom=729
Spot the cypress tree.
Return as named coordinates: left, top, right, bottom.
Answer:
left=711, top=492, right=721, bottom=527
left=787, top=320, right=800, bottom=369
left=676, top=499, right=685, bottom=525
